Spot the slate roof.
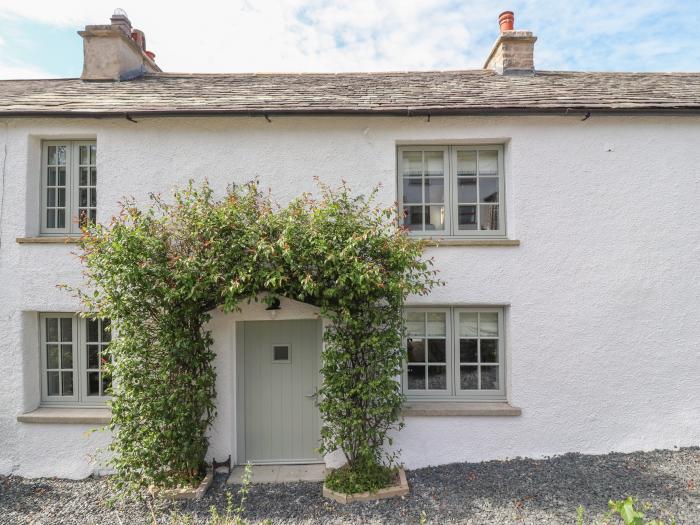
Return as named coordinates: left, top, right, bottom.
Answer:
left=1, top=70, right=700, bottom=117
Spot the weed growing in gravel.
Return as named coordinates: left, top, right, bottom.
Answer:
left=165, top=463, right=270, bottom=525
left=576, top=496, right=677, bottom=525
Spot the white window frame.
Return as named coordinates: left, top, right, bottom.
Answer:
left=40, top=140, right=97, bottom=236
left=397, top=145, right=506, bottom=238
left=402, top=307, right=506, bottom=402
left=39, top=313, right=111, bottom=406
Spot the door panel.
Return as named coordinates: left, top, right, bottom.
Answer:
left=242, top=319, right=322, bottom=463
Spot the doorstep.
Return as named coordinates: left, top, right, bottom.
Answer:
left=227, top=464, right=326, bottom=484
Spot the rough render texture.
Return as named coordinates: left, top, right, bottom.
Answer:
left=0, top=115, right=699, bottom=477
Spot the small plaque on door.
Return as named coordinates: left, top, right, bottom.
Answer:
left=272, top=344, right=290, bottom=363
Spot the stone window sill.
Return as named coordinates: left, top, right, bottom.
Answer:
left=423, top=239, right=520, bottom=247
left=402, top=401, right=521, bottom=417
left=16, top=236, right=81, bottom=244
left=17, top=407, right=111, bottom=424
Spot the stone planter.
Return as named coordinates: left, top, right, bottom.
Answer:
left=322, top=468, right=409, bottom=504
left=149, top=468, right=214, bottom=500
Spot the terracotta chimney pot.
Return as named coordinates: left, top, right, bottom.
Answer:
left=499, top=11, right=515, bottom=32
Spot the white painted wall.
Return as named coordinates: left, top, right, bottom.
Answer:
left=0, top=114, right=698, bottom=477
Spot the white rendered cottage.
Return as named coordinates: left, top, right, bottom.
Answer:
left=0, top=11, right=698, bottom=479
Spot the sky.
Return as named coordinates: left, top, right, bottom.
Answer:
left=0, top=0, right=699, bottom=79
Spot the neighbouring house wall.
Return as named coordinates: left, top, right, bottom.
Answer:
left=0, top=114, right=698, bottom=477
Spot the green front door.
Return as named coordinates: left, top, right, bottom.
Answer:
left=240, top=319, right=323, bottom=464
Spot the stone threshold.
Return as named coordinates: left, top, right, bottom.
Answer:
left=424, top=238, right=520, bottom=247
left=228, top=463, right=326, bottom=484
left=16, top=236, right=81, bottom=244
left=17, top=407, right=111, bottom=424
left=402, top=401, right=521, bottom=417
left=323, top=468, right=409, bottom=503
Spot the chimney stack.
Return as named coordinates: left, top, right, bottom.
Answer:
left=483, top=11, right=537, bottom=76
left=78, top=9, right=161, bottom=81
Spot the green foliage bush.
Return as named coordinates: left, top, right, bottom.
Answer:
left=79, top=181, right=438, bottom=494
left=324, top=461, right=397, bottom=495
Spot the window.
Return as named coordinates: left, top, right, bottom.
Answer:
left=40, top=314, right=111, bottom=405
left=403, top=307, right=505, bottom=400
left=41, top=141, right=97, bottom=235
left=272, top=344, right=291, bottom=363
left=397, top=145, right=505, bottom=237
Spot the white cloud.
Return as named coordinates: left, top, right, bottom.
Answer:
left=0, top=0, right=697, bottom=74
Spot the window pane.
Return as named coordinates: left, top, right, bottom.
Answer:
left=481, top=340, right=498, bottom=363
left=458, top=206, right=477, bottom=230
left=56, top=209, right=65, bottom=228
left=57, top=188, right=65, bottom=207
left=47, top=371, right=60, bottom=396
left=458, top=178, right=477, bottom=203
left=479, top=150, right=498, bottom=175
left=48, top=146, right=57, bottom=165
left=87, top=372, right=100, bottom=396
left=426, top=312, right=446, bottom=336
left=459, top=339, right=478, bottom=363
left=102, top=374, right=112, bottom=396
left=79, top=146, right=88, bottom=165
left=457, top=151, right=476, bottom=175
left=87, top=344, right=100, bottom=368
left=89, top=145, right=96, bottom=164
left=90, top=188, right=97, bottom=207
left=46, top=344, right=59, bottom=369
left=479, top=313, right=499, bottom=337
left=481, top=366, right=499, bottom=390
left=402, top=151, right=422, bottom=176
left=46, top=209, right=55, bottom=228
left=403, top=206, right=423, bottom=231
left=56, top=146, right=66, bottom=165
left=61, top=371, right=74, bottom=395
left=60, top=344, right=73, bottom=368
left=407, top=339, right=425, bottom=362
left=480, top=205, right=499, bottom=231
left=90, top=167, right=97, bottom=186
left=424, top=178, right=444, bottom=203
left=460, top=366, right=478, bottom=389
left=406, top=312, right=425, bottom=337
left=427, top=339, right=446, bottom=362
left=60, top=318, right=72, bottom=341
left=407, top=365, right=425, bottom=389
left=479, top=178, right=499, bottom=203
left=403, top=178, right=422, bottom=203
left=46, top=318, right=58, bottom=341
left=79, top=188, right=88, bottom=207
left=87, top=319, right=99, bottom=342
left=47, top=188, right=56, bottom=207
left=47, top=167, right=56, bottom=186
left=57, top=167, right=66, bottom=186
left=424, top=151, right=444, bottom=176
left=101, top=319, right=111, bottom=342
left=425, top=205, right=444, bottom=230
left=79, top=167, right=88, bottom=186
left=427, top=366, right=447, bottom=389
left=458, top=312, right=478, bottom=337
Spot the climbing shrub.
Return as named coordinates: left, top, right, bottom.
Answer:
left=79, top=180, right=439, bottom=494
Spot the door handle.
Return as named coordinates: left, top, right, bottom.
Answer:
left=304, top=389, right=319, bottom=406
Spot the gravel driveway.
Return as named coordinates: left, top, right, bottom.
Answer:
left=1, top=447, right=697, bottom=524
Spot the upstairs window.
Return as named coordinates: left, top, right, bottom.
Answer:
left=40, top=314, right=112, bottom=406
left=41, top=141, right=97, bottom=235
left=398, top=145, right=505, bottom=237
